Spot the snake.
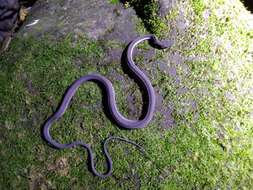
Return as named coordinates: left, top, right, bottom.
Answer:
left=43, top=34, right=172, bottom=178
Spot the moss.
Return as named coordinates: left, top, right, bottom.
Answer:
left=1, top=0, right=253, bottom=189
left=0, top=36, right=158, bottom=189
left=165, top=9, right=179, bottom=21
left=109, top=0, right=120, bottom=4
left=191, top=0, right=206, bottom=16
left=156, top=0, right=253, bottom=188
left=124, top=0, right=168, bottom=37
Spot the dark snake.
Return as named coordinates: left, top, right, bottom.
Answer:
left=43, top=34, right=172, bottom=178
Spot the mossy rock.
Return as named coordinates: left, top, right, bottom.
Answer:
left=0, top=0, right=253, bottom=189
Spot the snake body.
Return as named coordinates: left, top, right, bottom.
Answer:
left=43, top=35, right=172, bottom=178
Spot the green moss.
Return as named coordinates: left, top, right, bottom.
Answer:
left=109, top=0, right=120, bottom=4
left=125, top=0, right=168, bottom=37
left=1, top=0, right=253, bottom=189
left=165, top=9, right=179, bottom=21
left=0, top=36, right=157, bottom=189
left=191, top=0, right=206, bottom=15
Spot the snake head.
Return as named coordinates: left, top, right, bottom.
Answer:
left=149, top=35, right=174, bottom=50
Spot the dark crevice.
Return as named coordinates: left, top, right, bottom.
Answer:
left=241, top=0, right=253, bottom=13
left=19, top=0, right=37, bottom=7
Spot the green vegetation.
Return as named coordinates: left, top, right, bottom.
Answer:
left=124, top=0, right=168, bottom=37
left=0, top=0, right=252, bottom=189
left=191, top=0, right=206, bottom=15
left=109, top=0, right=120, bottom=4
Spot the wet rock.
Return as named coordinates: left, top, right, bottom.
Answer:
left=19, top=0, right=140, bottom=44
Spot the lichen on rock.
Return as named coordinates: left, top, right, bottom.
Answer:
left=0, top=0, right=253, bottom=189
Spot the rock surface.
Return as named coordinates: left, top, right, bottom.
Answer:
left=19, top=0, right=175, bottom=128
left=20, top=0, right=140, bottom=43
left=1, top=0, right=253, bottom=189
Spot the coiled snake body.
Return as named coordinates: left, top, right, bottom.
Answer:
left=43, top=35, right=172, bottom=178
